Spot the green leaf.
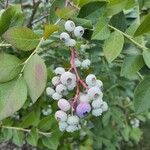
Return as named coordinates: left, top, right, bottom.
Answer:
left=55, top=7, right=76, bottom=20
left=0, top=5, right=24, bottom=36
left=42, top=130, right=62, bottom=150
left=0, top=77, right=27, bottom=120
left=103, top=31, right=124, bottom=62
left=92, top=17, right=110, bottom=40
left=71, top=17, right=93, bottom=29
left=43, top=24, right=59, bottom=39
left=12, top=130, right=24, bottom=146
left=78, top=0, right=108, bottom=7
left=121, top=54, right=144, bottom=78
left=2, top=128, right=13, bottom=140
left=23, top=54, right=47, bottom=103
left=126, top=22, right=143, bottom=44
left=0, top=53, right=22, bottom=83
left=78, top=1, right=106, bottom=24
left=106, top=0, right=128, bottom=16
left=102, top=111, right=111, bottom=127
left=38, top=116, right=56, bottom=131
left=130, top=128, right=142, bottom=143
left=19, top=111, right=40, bottom=128
left=3, top=27, right=40, bottom=51
left=121, top=126, right=131, bottom=141
left=143, top=49, right=150, bottom=68
left=49, top=0, right=65, bottom=24
left=26, top=128, right=39, bottom=147
left=110, top=11, right=127, bottom=32
left=134, top=13, right=150, bottom=36
left=134, top=77, right=150, bottom=113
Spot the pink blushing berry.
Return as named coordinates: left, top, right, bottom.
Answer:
left=76, top=102, right=91, bottom=118
left=58, top=99, right=71, bottom=111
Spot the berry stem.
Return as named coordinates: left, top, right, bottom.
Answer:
left=71, top=48, right=88, bottom=89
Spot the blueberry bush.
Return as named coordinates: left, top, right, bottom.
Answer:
left=0, top=0, right=150, bottom=149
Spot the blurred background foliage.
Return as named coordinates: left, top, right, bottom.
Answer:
left=0, top=0, right=150, bottom=150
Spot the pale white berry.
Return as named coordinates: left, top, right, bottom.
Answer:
left=91, top=99, right=103, bottom=109
left=58, top=99, right=71, bottom=111
left=65, top=20, right=75, bottom=32
left=130, top=118, right=140, bottom=128
left=96, top=80, right=103, bottom=88
left=55, top=110, right=67, bottom=122
left=55, top=67, right=65, bottom=75
left=67, top=115, right=79, bottom=125
left=66, top=125, right=78, bottom=132
left=60, top=32, right=70, bottom=42
left=65, top=39, right=76, bottom=47
left=56, top=84, right=67, bottom=95
left=52, top=76, right=60, bottom=86
left=47, top=108, right=52, bottom=114
left=52, top=92, right=62, bottom=100
left=75, top=58, right=81, bottom=67
left=85, top=74, right=96, bottom=86
left=79, top=94, right=90, bottom=103
left=92, top=108, right=103, bottom=117
left=59, top=121, right=68, bottom=131
left=60, top=72, right=76, bottom=86
left=81, top=59, right=91, bottom=69
left=100, top=101, right=108, bottom=112
left=88, top=87, right=103, bottom=100
left=42, top=109, right=48, bottom=116
left=46, top=87, right=55, bottom=96
left=74, top=26, right=84, bottom=38
left=42, top=108, right=52, bottom=116
left=67, top=81, right=76, bottom=91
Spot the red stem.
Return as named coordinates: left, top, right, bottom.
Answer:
left=71, top=48, right=88, bottom=89
left=69, top=48, right=89, bottom=111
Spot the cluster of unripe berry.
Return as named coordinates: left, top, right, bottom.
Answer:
left=60, top=20, right=84, bottom=47
left=46, top=20, right=108, bottom=132
left=46, top=67, right=108, bottom=132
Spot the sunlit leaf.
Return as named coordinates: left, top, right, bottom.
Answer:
left=23, top=54, right=47, bottom=103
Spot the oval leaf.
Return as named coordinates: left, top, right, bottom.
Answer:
left=0, top=53, right=22, bottom=83
left=0, top=77, right=27, bottom=120
left=0, top=5, right=24, bottom=36
left=78, top=1, right=106, bottom=24
left=92, top=17, right=110, bottom=40
left=23, top=54, right=47, bottom=103
left=3, top=27, right=40, bottom=51
left=143, top=49, right=150, bottom=69
left=134, top=13, right=150, bottom=36
left=71, top=17, right=93, bottom=29
left=107, top=0, right=128, bottom=16
left=121, top=54, right=144, bottom=79
left=103, top=31, right=124, bottom=62
left=134, top=77, right=150, bottom=113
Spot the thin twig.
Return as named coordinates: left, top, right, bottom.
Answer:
left=1, top=125, right=51, bottom=137
left=108, top=25, right=148, bottom=51
left=27, top=0, right=41, bottom=28
left=0, top=44, right=11, bottom=47
left=31, top=14, right=49, bottom=25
